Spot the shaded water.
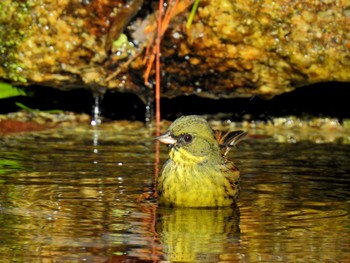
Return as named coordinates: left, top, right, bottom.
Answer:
left=0, top=122, right=349, bottom=262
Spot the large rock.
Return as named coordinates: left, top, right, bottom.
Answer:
left=1, top=0, right=349, bottom=100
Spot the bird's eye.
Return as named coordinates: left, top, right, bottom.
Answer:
left=183, top=134, right=193, bottom=143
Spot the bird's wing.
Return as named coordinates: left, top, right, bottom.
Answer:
left=215, top=130, right=247, bottom=156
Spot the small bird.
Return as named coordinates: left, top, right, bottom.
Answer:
left=155, top=115, right=247, bottom=207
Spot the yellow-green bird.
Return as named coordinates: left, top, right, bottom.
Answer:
left=155, top=115, right=247, bottom=207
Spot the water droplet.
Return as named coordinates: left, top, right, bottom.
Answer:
left=145, top=97, right=153, bottom=127
left=173, top=32, right=180, bottom=39
left=91, top=93, right=103, bottom=126
left=92, top=127, right=99, bottom=147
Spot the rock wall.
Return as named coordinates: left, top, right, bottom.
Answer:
left=0, top=0, right=349, bottom=100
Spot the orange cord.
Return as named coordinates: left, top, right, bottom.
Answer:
left=143, top=0, right=181, bottom=197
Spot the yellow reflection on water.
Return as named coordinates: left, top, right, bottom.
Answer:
left=156, top=205, right=240, bottom=262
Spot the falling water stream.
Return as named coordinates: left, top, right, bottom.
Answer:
left=91, top=94, right=103, bottom=127
left=0, top=115, right=349, bottom=262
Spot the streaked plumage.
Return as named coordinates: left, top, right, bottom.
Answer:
left=155, top=115, right=247, bottom=207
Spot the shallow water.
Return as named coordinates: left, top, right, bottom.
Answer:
left=0, top=122, right=349, bottom=263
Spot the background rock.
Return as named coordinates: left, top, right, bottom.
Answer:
left=0, top=0, right=349, bottom=100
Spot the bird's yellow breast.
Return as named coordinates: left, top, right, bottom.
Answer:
left=169, top=147, right=207, bottom=165
left=157, top=148, right=240, bottom=207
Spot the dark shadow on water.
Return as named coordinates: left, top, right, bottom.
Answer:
left=160, top=82, right=350, bottom=121
left=1, top=82, right=349, bottom=121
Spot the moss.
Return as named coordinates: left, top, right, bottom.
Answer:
left=0, top=0, right=34, bottom=83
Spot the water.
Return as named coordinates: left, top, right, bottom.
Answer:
left=0, top=122, right=349, bottom=262
left=91, top=94, right=103, bottom=126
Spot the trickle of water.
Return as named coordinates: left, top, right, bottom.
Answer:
left=91, top=93, right=102, bottom=159
left=92, top=127, right=99, bottom=152
left=145, top=97, right=153, bottom=128
left=91, top=93, right=103, bottom=126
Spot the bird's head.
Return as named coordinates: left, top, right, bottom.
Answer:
left=155, top=115, right=221, bottom=164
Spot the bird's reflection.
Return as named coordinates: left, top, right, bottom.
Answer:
left=155, top=204, right=240, bottom=262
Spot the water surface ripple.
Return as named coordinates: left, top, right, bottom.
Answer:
left=0, top=124, right=349, bottom=262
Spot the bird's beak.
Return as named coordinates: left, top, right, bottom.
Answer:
left=155, top=132, right=177, bottom=145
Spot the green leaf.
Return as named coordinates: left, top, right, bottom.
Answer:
left=42, top=109, right=64, bottom=114
left=0, top=82, right=25, bottom=99
left=15, top=102, right=63, bottom=114
left=15, top=102, right=36, bottom=112
left=113, top=33, right=128, bottom=48
left=186, top=0, right=200, bottom=29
